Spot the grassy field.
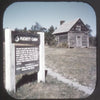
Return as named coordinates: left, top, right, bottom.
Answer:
left=9, top=74, right=87, bottom=99
left=4, top=46, right=96, bottom=99
left=45, top=46, right=96, bottom=89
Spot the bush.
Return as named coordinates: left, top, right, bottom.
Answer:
left=49, top=39, right=57, bottom=47
left=89, top=36, right=96, bottom=47
left=57, top=42, right=68, bottom=48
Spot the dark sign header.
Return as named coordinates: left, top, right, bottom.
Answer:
left=12, top=31, right=40, bottom=45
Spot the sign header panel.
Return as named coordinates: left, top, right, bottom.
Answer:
left=12, top=32, right=40, bottom=45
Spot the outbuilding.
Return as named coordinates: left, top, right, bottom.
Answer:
left=52, top=18, right=89, bottom=48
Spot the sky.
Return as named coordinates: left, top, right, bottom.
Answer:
left=3, top=2, right=96, bottom=36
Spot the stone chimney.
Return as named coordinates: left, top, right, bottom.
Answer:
left=60, top=20, right=65, bottom=25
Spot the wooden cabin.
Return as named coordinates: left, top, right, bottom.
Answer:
left=52, top=18, right=89, bottom=48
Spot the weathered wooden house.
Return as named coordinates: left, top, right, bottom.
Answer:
left=52, top=18, right=89, bottom=48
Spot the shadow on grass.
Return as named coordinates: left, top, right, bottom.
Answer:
left=16, top=70, right=48, bottom=91
left=16, top=73, right=37, bottom=90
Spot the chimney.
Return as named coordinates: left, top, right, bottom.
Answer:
left=60, top=20, right=65, bottom=25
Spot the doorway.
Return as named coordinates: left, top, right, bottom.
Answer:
left=76, top=36, right=82, bottom=47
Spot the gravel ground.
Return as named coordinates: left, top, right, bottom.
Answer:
left=45, top=46, right=96, bottom=89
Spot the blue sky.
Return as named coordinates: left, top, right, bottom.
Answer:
left=3, top=2, right=96, bottom=36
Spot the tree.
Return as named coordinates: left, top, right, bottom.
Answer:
left=24, top=27, right=27, bottom=31
left=15, top=28, right=20, bottom=32
left=34, top=22, right=41, bottom=32
left=86, top=24, right=92, bottom=36
left=86, top=24, right=96, bottom=46
left=14, top=27, right=28, bottom=33
left=89, top=36, right=96, bottom=46
left=30, top=22, right=47, bottom=33
left=45, top=25, right=55, bottom=45
left=31, top=25, right=34, bottom=31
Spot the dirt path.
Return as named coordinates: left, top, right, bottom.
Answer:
left=46, top=67, right=94, bottom=95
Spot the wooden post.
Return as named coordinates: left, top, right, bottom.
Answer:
left=37, top=32, right=45, bottom=83
left=5, top=29, right=16, bottom=92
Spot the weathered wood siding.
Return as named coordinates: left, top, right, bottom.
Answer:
left=70, top=19, right=88, bottom=32
left=68, top=32, right=89, bottom=48
left=59, top=34, right=68, bottom=43
left=82, top=35, right=88, bottom=47
left=68, top=32, right=77, bottom=47
left=55, top=33, right=68, bottom=44
left=67, top=19, right=89, bottom=48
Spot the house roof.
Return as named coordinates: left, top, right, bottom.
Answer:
left=52, top=18, right=83, bottom=34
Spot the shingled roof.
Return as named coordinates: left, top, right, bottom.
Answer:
left=53, top=18, right=82, bottom=34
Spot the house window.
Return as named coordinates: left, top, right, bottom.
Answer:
left=76, top=25, right=81, bottom=31
left=59, top=35, right=67, bottom=42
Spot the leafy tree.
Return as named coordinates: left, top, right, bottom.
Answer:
left=86, top=24, right=92, bottom=36
left=31, top=22, right=47, bottom=33
left=31, top=25, right=34, bottom=31
left=34, top=22, right=41, bottom=32
left=45, top=25, right=55, bottom=45
left=89, top=36, right=96, bottom=46
left=86, top=24, right=96, bottom=46
left=14, top=27, right=28, bottom=33
left=23, top=27, right=27, bottom=31
left=15, top=28, right=20, bottom=32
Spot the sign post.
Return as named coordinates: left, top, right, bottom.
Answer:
left=5, top=29, right=16, bottom=92
left=4, top=29, right=45, bottom=93
left=37, top=32, right=45, bottom=82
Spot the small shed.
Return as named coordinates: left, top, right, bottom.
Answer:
left=52, top=18, right=89, bottom=48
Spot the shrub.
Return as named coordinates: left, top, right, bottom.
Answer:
left=57, top=42, right=68, bottom=48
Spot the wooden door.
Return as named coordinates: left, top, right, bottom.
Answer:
left=76, top=36, right=82, bottom=47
